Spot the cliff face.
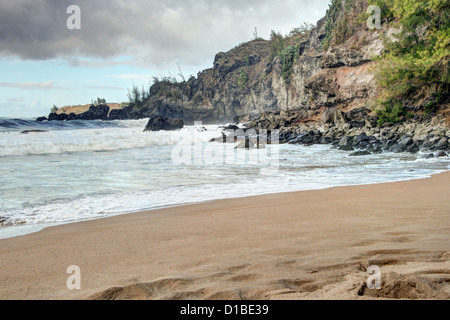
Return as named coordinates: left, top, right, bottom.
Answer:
left=130, top=0, right=388, bottom=125
left=136, top=40, right=278, bottom=124
left=44, top=0, right=448, bottom=126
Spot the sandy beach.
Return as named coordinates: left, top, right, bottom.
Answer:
left=0, top=172, right=449, bottom=300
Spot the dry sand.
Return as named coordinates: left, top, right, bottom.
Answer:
left=0, top=172, right=449, bottom=300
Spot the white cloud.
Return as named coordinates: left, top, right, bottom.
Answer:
left=0, top=0, right=331, bottom=69
left=7, top=97, right=24, bottom=103
left=108, top=74, right=154, bottom=81
left=0, top=81, right=61, bottom=90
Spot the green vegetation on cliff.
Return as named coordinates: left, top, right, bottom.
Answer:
left=322, top=0, right=449, bottom=125
left=269, top=24, right=313, bottom=83
left=371, top=0, right=449, bottom=122
left=323, top=0, right=365, bottom=50
left=374, top=1, right=449, bottom=97
left=279, top=42, right=302, bottom=82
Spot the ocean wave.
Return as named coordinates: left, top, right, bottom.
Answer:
left=0, top=124, right=222, bottom=156
left=0, top=118, right=150, bottom=132
left=1, top=166, right=448, bottom=229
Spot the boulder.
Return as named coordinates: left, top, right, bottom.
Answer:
left=398, top=135, right=413, bottom=146
left=389, top=143, right=407, bottom=153
left=353, top=133, right=369, bottom=146
left=406, top=143, right=420, bottom=153
left=339, top=136, right=351, bottom=147
left=435, top=151, right=448, bottom=158
left=349, top=150, right=371, bottom=156
left=144, top=116, right=184, bottom=132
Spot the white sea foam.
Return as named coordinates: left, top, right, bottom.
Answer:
left=0, top=121, right=222, bottom=157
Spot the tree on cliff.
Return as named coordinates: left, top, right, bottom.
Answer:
left=127, top=84, right=141, bottom=106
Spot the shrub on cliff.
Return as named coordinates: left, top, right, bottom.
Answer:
left=376, top=99, right=413, bottom=126
left=279, top=42, right=302, bottom=82
left=50, top=105, right=59, bottom=113
left=269, top=30, right=285, bottom=61
left=322, top=0, right=366, bottom=50
left=372, top=0, right=449, bottom=112
left=237, top=70, right=249, bottom=90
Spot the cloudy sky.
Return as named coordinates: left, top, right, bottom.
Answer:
left=0, top=0, right=330, bottom=118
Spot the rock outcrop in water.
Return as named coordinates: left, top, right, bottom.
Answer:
left=41, top=104, right=111, bottom=121
left=144, top=116, right=184, bottom=132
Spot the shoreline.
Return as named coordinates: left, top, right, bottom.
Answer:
left=0, top=171, right=449, bottom=300
left=1, top=169, right=448, bottom=241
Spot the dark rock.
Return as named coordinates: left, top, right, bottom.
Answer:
left=20, top=130, right=48, bottom=134
left=144, top=116, right=184, bottom=132
left=67, top=113, right=78, bottom=121
left=108, top=106, right=136, bottom=120
left=321, top=108, right=347, bottom=126
left=320, top=136, right=334, bottom=144
left=349, top=150, right=371, bottom=156
left=406, top=143, right=420, bottom=153
left=389, top=143, right=407, bottom=153
left=339, top=145, right=354, bottom=151
left=367, top=143, right=381, bottom=153
left=398, top=135, right=413, bottom=146
left=46, top=105, right=110, bottom=121
left=422, top=153, right=434, bottom=159
left=77, top=105, right=110, bottom=121
left=434, top=137, right=448, bottom=150
left=48, top=112, right=69, bottom=121
left=288, top=132, right=317, bottom=145
left=36, top=117, right=47, bottom=122
left=435, top=151, right=448, bottom=158
left=300, top=133, right=316, bottom=145
left=280, top=131, right=295, bottom=143
left=222, top=124, right=240, bottom=131
left=383, top=139, right=396, bottom=150
left=287, top=135, right=302, bottom=144
left=353, top=133, right=369, bottom=145
left=339, top=136, right=351, bottom=147
left=349, top=121, right=365, bottom=129
left=331, top=139, right=340, bottom=147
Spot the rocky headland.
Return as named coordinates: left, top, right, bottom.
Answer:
left=36, top=0, right=449, bottom=155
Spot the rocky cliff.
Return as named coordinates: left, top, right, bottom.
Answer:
left=41, top=0, right=449, bottom=131
left=118, top=0, right=383, bottom=125
left=119, top=0, right=446, bottom=125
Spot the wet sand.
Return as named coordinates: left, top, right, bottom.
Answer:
left=0, top=172, right=449, bottom=300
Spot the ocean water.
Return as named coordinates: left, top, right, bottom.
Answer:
left=0, top=117, right=449, bottom=239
